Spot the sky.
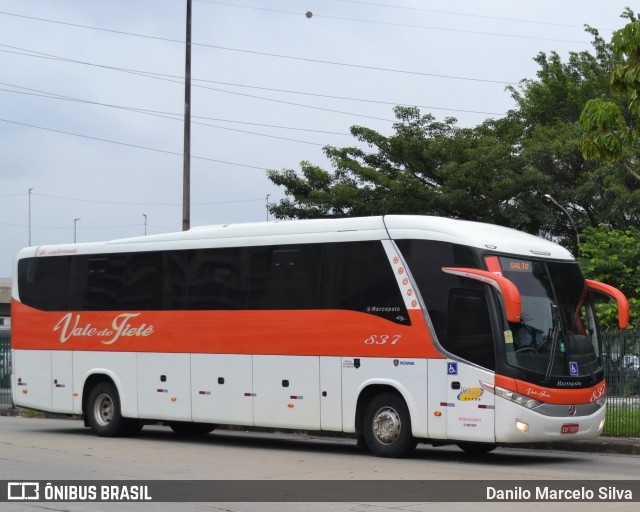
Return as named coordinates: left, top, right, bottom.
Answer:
left=0, top=0, right=635, bottom=277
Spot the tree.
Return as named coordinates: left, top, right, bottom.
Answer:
left=268, top=108, right=545, bottom=232
left=580, top=8, right=640, bottom=181
left=498, top=26, right=640, bottom=249
left=578, top=225, right=640, bottom=327
left=268, top=15, right=640, bottom=254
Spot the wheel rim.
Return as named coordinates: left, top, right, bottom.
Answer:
left=93, top=393, right=114, bottom=427
left=372, top=406, right=401, bottom=444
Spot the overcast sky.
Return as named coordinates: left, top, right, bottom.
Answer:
left=0, top=0, right=634, bottom=277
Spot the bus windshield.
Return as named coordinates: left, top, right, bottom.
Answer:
left=497, top=257, right=601, bottom=379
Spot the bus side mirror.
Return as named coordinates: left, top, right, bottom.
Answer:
left=442, top=267, right=522, bottom=323
left=586, top=280, right=630, bottom=329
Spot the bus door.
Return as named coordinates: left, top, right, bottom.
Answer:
left=437, top=266, right=525, bottom=442
left=442, top=287, right=497, bottom=442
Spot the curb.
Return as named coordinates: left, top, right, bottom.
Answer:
left=514, top=437, right=640, bottom=456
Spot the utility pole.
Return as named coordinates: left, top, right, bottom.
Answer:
left=266, top=194, right=270, bottom=222
left=74, top=218, right=81, bottom=243
left=28, top=187, right=33, bottom=246
left=182, top=0, right=192, bottom=231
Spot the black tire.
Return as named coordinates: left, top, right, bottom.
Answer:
left=86, top=381, right=132, bottom=437
left=169, top=422, right=215, bottom=436
left=362, top=392, right=416, bottom=458
left=457, top=442, right=497, bottom=455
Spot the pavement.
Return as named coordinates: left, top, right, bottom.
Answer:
left=1, top=403, right=638, bottom=456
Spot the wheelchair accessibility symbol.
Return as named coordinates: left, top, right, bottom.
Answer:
left=447, top=362, right=458, bottom=375
left=569, top=361, right=579, bottom=376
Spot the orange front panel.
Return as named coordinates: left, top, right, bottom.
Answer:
left=495, top=374, right=606, bottom=405
left=12, top=300, right=443, bottom=358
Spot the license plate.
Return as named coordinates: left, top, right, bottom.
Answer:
left=561, top=423, right=579, bottom=434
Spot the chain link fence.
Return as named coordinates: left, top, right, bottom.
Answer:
left=0, top=329, right=638, bottom=436
left=602, top=330, right=640, bottom=437
left=0, top=330, right=11, bottom=406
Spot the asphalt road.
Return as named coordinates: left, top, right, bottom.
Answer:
left=0, top=416, right=638, bottom=512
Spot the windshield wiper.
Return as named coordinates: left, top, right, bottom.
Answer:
left=544, top=304, right=561, bottom=383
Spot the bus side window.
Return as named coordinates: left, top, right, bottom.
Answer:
left=186, top=248, right=251, bottom=310
left=82, top=256, right=127, bottom=311
left=447, top=289, right=495, bottom=370
left=321, top=241, right=409, bottom=325
left=161, top=251, right=187, bottom=310
left=17, top=256, right=72, bottom=311
left=248, top=245, right=321, bottom=310
left=120, top=252, right=163, bottom=310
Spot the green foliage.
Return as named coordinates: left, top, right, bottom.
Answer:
left=578, top=226, right=640, bottom=327
left=268, top=11, right=640, bottom=256
left=580, top=9, right=640, bottom=174
left=604, top=406, right=640, bottom=436
left=580, top=98, right=629, bottom=162
left=268, top=108, right=544, bottom=232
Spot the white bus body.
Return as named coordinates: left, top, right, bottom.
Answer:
left=11, top=216, right=627, bottom=457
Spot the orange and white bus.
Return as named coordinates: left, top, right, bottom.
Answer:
left=11, top=215, right=629, bottom=457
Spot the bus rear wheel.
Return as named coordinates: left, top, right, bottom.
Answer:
left=86, top=381, right=133, bottom=437
left=362, top=392, right=416, bottom=458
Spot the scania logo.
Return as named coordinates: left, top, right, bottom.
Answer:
left=393, top=359, right=399, bottom=367
left=568, top=405, right=577, bottom=416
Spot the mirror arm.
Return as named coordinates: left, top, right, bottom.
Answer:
left=586, top=279, right=630, bottom=329
left=442, top=267, right=522, bottom=323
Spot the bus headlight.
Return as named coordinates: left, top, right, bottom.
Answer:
left=494, top=386, right=542, bottom=409
left=594, top=393, right=607, bottom=407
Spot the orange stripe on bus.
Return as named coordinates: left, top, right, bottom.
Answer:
left=11, top=299, right=443, bottom=358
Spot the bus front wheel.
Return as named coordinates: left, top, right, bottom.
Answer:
left=86, top=381, right=131, bottom=437
left=362, top=392, right=416, bottom=458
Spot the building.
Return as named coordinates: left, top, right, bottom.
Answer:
left=0, top=278, right=11, bottom=328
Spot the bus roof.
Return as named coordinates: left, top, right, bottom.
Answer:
left=18, top=215, right=574, bottom=261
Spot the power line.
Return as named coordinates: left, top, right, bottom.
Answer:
left=31, top=192, right=265, bottom=207
left=0, top=45, right=397, bottom=122
left=0, top=10, right=517, bottom=84
left=0, top=6, right=593, bottom=46
left=311, top=15, right=587, bottom=46
left=0, top=82, right=355, bottom=133
left=0, top=85, right=352, bottom=146
left=189, top=79, right=503, bottom=116
left=0, top=117, right=267, bottom=171
left=3, top=80, right=499, bottom=138
left=335, top=0, right=614, bottom=32
left=0, top=43, right=507, bottom=124
left=193, top=1, right=593, bottom=43
left=0, top=219, right=145, bottom=231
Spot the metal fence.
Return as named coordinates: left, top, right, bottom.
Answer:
left=602, top=331, right=640, bottom=437
left=0, top=330, right=11, bottom=407
left=0, top=329, right=638, bottom=436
